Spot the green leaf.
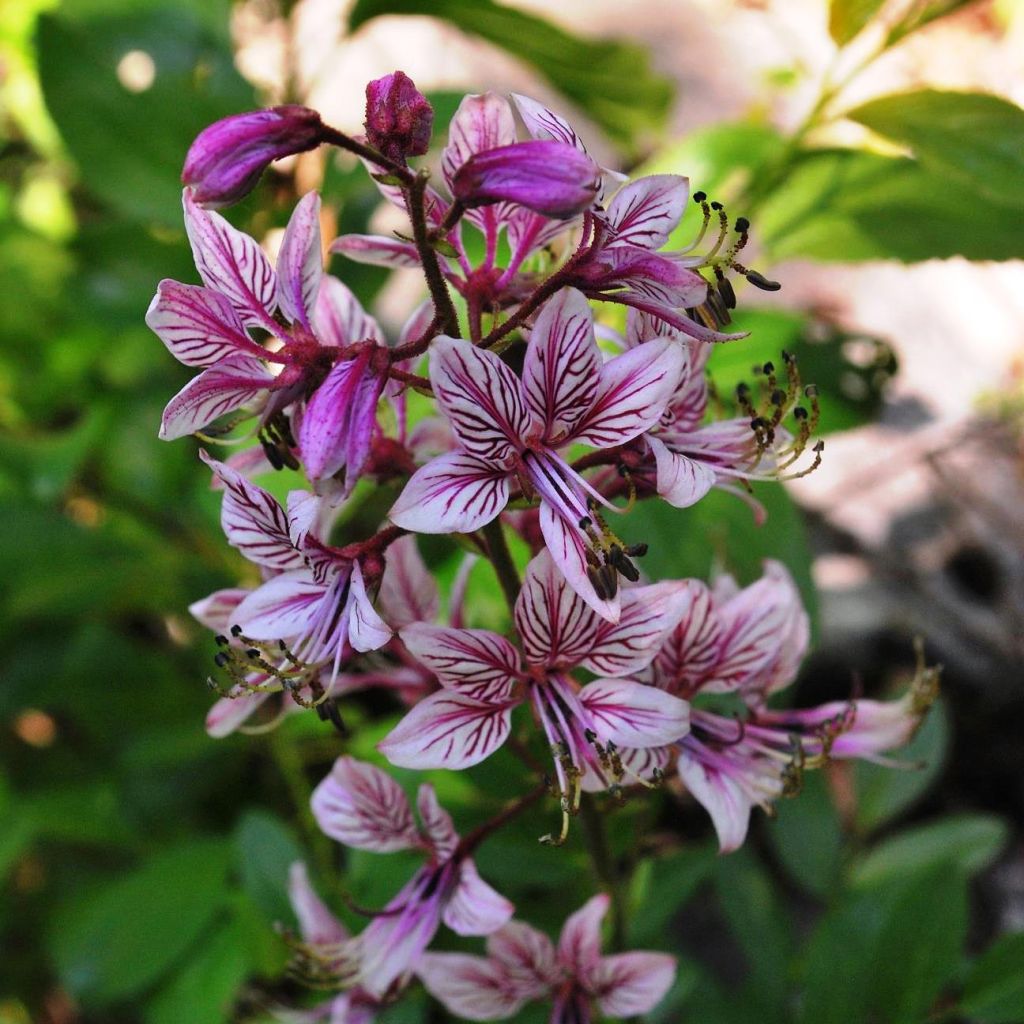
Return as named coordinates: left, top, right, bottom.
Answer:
left=853, top=697, right=948, bottom=832
left=38, top=7, right=253, bottom=225
left=870, top=865, right=968, bottom=1023
left=959, top=931, right=1024, bottom=1023
left=846, top=90, right=1024, bottom=205
left=829, top=0, right=885, bottom=44
left=888, top=0, right=980, bottom=43
left=850, top=813, right=1009, bottom=889
left=235, top=811, right=304, bottom=924
left=347, top=0, right=673, bottom=151
left=627, top=843, right=717, bottom=947
left=767, top=771, right=843, bottom=897
left=145, top=914, right=251, bottom=1024
left=50, top=837, right=232, bottom=1004
left=758, top=146, right=1024, bottom=263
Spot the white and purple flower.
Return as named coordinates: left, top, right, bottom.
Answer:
left=419, top=893, right=676, bottom=1023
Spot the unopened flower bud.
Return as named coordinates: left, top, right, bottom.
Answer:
left=182, top=106, right=324, bottom=207
left=364, top=71, right=433, bottom=162
left=452, top=140, right=601, bottom=219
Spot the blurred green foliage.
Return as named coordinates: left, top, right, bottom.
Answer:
left=2, top=0, right=1023, bottom=1022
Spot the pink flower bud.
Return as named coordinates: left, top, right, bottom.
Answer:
left=364, top=71, right=434, bottom=161
left=451, top=140, right=601, bottom=219
left=182, top=106, right=324, bottom=207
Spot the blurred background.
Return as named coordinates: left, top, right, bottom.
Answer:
left=2, top=0, right=1023, bottom=1021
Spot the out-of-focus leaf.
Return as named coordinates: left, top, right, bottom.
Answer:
left=887, top=0, right=980, bottom=43
left=347, top=0, right=673, bottom=151
left=829, top=0, right=885, bottom=44
left=959, top=931, right=1024, bottom=1023
left=50, top=837, right=232, bottom=1004
left=37, top=7, right=253, bottom=225
left=853, top=697, right=948, bottom=832
left=235, top=810, right=304, bottom=923
left=870, top=865, right=968, bottom=1023
left=620, top=486, right=817, bottom=634
left=25, top=783, right=136, bottom=847
left=767, top=770, right=843, bottom=897
left=846, top=90, right=1024, bottom=205
left=850, top=814, right=1008, bottom=889
left=758, top=147, right=1024, bottom=262
left=145, top=913, right=250, bottom=1024
left=628, top=843, right=717, bottom=947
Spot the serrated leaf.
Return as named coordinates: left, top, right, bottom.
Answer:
left=50, top=837, right=232, bottom=1004
left=829, top=0, right=885, bottom=44
left=348, top=0, right=673, bottom=151
left=847, top=90, right=1024, bottom=205
left=850, top=814, right=1009, bottom=889
left=959, top=931, right=1024, bottom=1023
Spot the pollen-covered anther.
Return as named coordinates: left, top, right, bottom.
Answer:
left=579, top=503, right=648, bottom=600
left=781, top=739, right=807, bottom=798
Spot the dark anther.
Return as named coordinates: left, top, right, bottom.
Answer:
left=587, top=565, right=610, bottom=599
left=693, top=190, right=707, bottom=203
left=278, top=640, right=288, bottom=650
left=751, top=416, right=768, bottom=431
left=734, top=216, right=750, bottom=232
left=746, top=270, right=782, bottom=291
left=261, top=438, right=285, bottom=470
left=214, top=651, right=229, bottom=668
left=625, top=542, right=648, bottom=558
left=762, top=361, right=775, bottom=374
left=214, top=634, right=229, bottom=646
left=771, top=389, right=787, bottom=406
left=710, top=201, right=723, bottom=211
left=617, top=558, right=640, bottom=583
left=813, top=440, right=825, bottom=453
left=782, top=349, right=794, bottom=364
left=793, top=406, right=808, bottom=420
left=230, top=624, right=243, bottom=637
left=717, top=276, right=736, bottom=310
left=578, top=516, right=593, bottom=530
left=584, top=728, right=597, bottom=743
left=246, top=648, right=261, bottom=660
left=316, top=699, right=347, bottom=736
left=600, top=563, right=619, bottom=600
left=736, top=382, right=750, bottom=398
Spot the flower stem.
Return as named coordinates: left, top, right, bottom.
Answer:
left=579, top=794, right=628, bottom=950
left=480, top=517, right=521, bottom=613
left=459, top=782, right=548, bottom=858
left=406, top=170, right=460, bottom=338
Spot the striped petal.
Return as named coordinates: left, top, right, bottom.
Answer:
left=205, top=691, right=271, bottom=738
left=647, top=435, right=717, bottom=509
left=232, top=569, right=326, bottom=640
left=310, top=755, right=420, bottom=853
left=416, top=784, right=459, bottom=860
left=444, top=860, right=514, bottom=936
left=652, top=580, right=722, bottom=693
left=418, top=953, right=526, bottom=1021
left=314, top=275, right=385, bottom=347
left=605, top=174, right=688, bottom=251
left=378, top=535, right=439, bottom=630
left=557, top=894, right=608, bottom=976
left=159, top=353, right=274, bottom=440
left=389, top=452, right=510, bottom=534
left=430, top=337, right=536, bottom=466
left=571, top=339, right=684, bottom=448
left=276, top=191, right=322, bottom=330
left=441, top=92, right=516, bottom=191
left=346, top=563, right=392, bottom=653
left=329, top=233, right=422, bottom=269
left=399, top=624, right=521, bottom=702
left=146, top=279, right=263, bottom=367
left=593, top=952, right=676, bottom=1017
left=183, top=189, right=277, bottom=330
left=487, top=921, right=559, bottom=994
left=522, top=288, right=600, bottom=445
left=378, top=691, right=515, bottom=771
left=188, top=587, right=248, bottom=630
left=199, top=450, right=304, bottom=571
left=578, top=678, right=690, bottom=748
left=288, top=861, right=349, bottom=946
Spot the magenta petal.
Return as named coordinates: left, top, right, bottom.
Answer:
left=329, top=233, right=423, bottom=269
left=205, top=691, right=271, bottom=738
left=314, top=275, right=385, bottom=348
left=416, top=784, right=459, bottom=860
left=605, top=174, right=688, bottom=251
left=159, top=352, right=274, bottom=440
left=593, top=951, right=677, bottom=1017
left=676, top=739, right=758, bottom=853
left=514, top=548, right=600, bottom=670
left=310, top=755, right=420, bottom=853
left=487, top=921, right=559, bottom=994
left=199, top=450, right=305, bottom=571
left=232, top=569, right=326, bottom=640
left=346, top=563, right=392, bottom=653
left=276, top=191, right=323, bottom=330
left=399, top=624, right=521, bottom=702
left=522, top=288, right=600, bottom=444
left=418, top=952, right=525, bottom=1022
left=538, top=502, right=619, bottom=624
left=288, top=861, right=349, bottom=946
left=389, top=452, right=511, bottom=534
left=444, top=860, right=514, bottom=936
left=647, top=435, right=717, bottom=508
left=557, top=893, right=609, bottom=976
left=430, top=337, right=535, bottom=467
left=581, top=580, right=693, bottom=677
left=571, top=338, right=685, bottom=448
left=653, top=580, right=722, bottom=693
left=510, top=93, right=588, bottom=153
left=188, top=587, right=248, bottom=630
left=183, top=190, right=278, bottom=330
left=378, top=535, right=439, bottom=630
left=378, top=691, right=515, bottom=770
left=146, top=279, right=261, bottom=367
left=578, top=678, right=690, bottom=747
left=441, top=92, right=516, bottom=191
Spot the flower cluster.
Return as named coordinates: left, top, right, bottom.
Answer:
left=150, top=71, right=936, bottom=1022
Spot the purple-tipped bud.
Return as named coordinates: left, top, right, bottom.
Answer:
left=451, top=140, right=601, bottom=219
left=364, top=72, right=434, bottom=162
left=182, top=106, right=324, bottom=207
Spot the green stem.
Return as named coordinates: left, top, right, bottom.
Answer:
left=480, top=517, right=520, bottom=613
left=579, top=794, right=628, bottom=951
